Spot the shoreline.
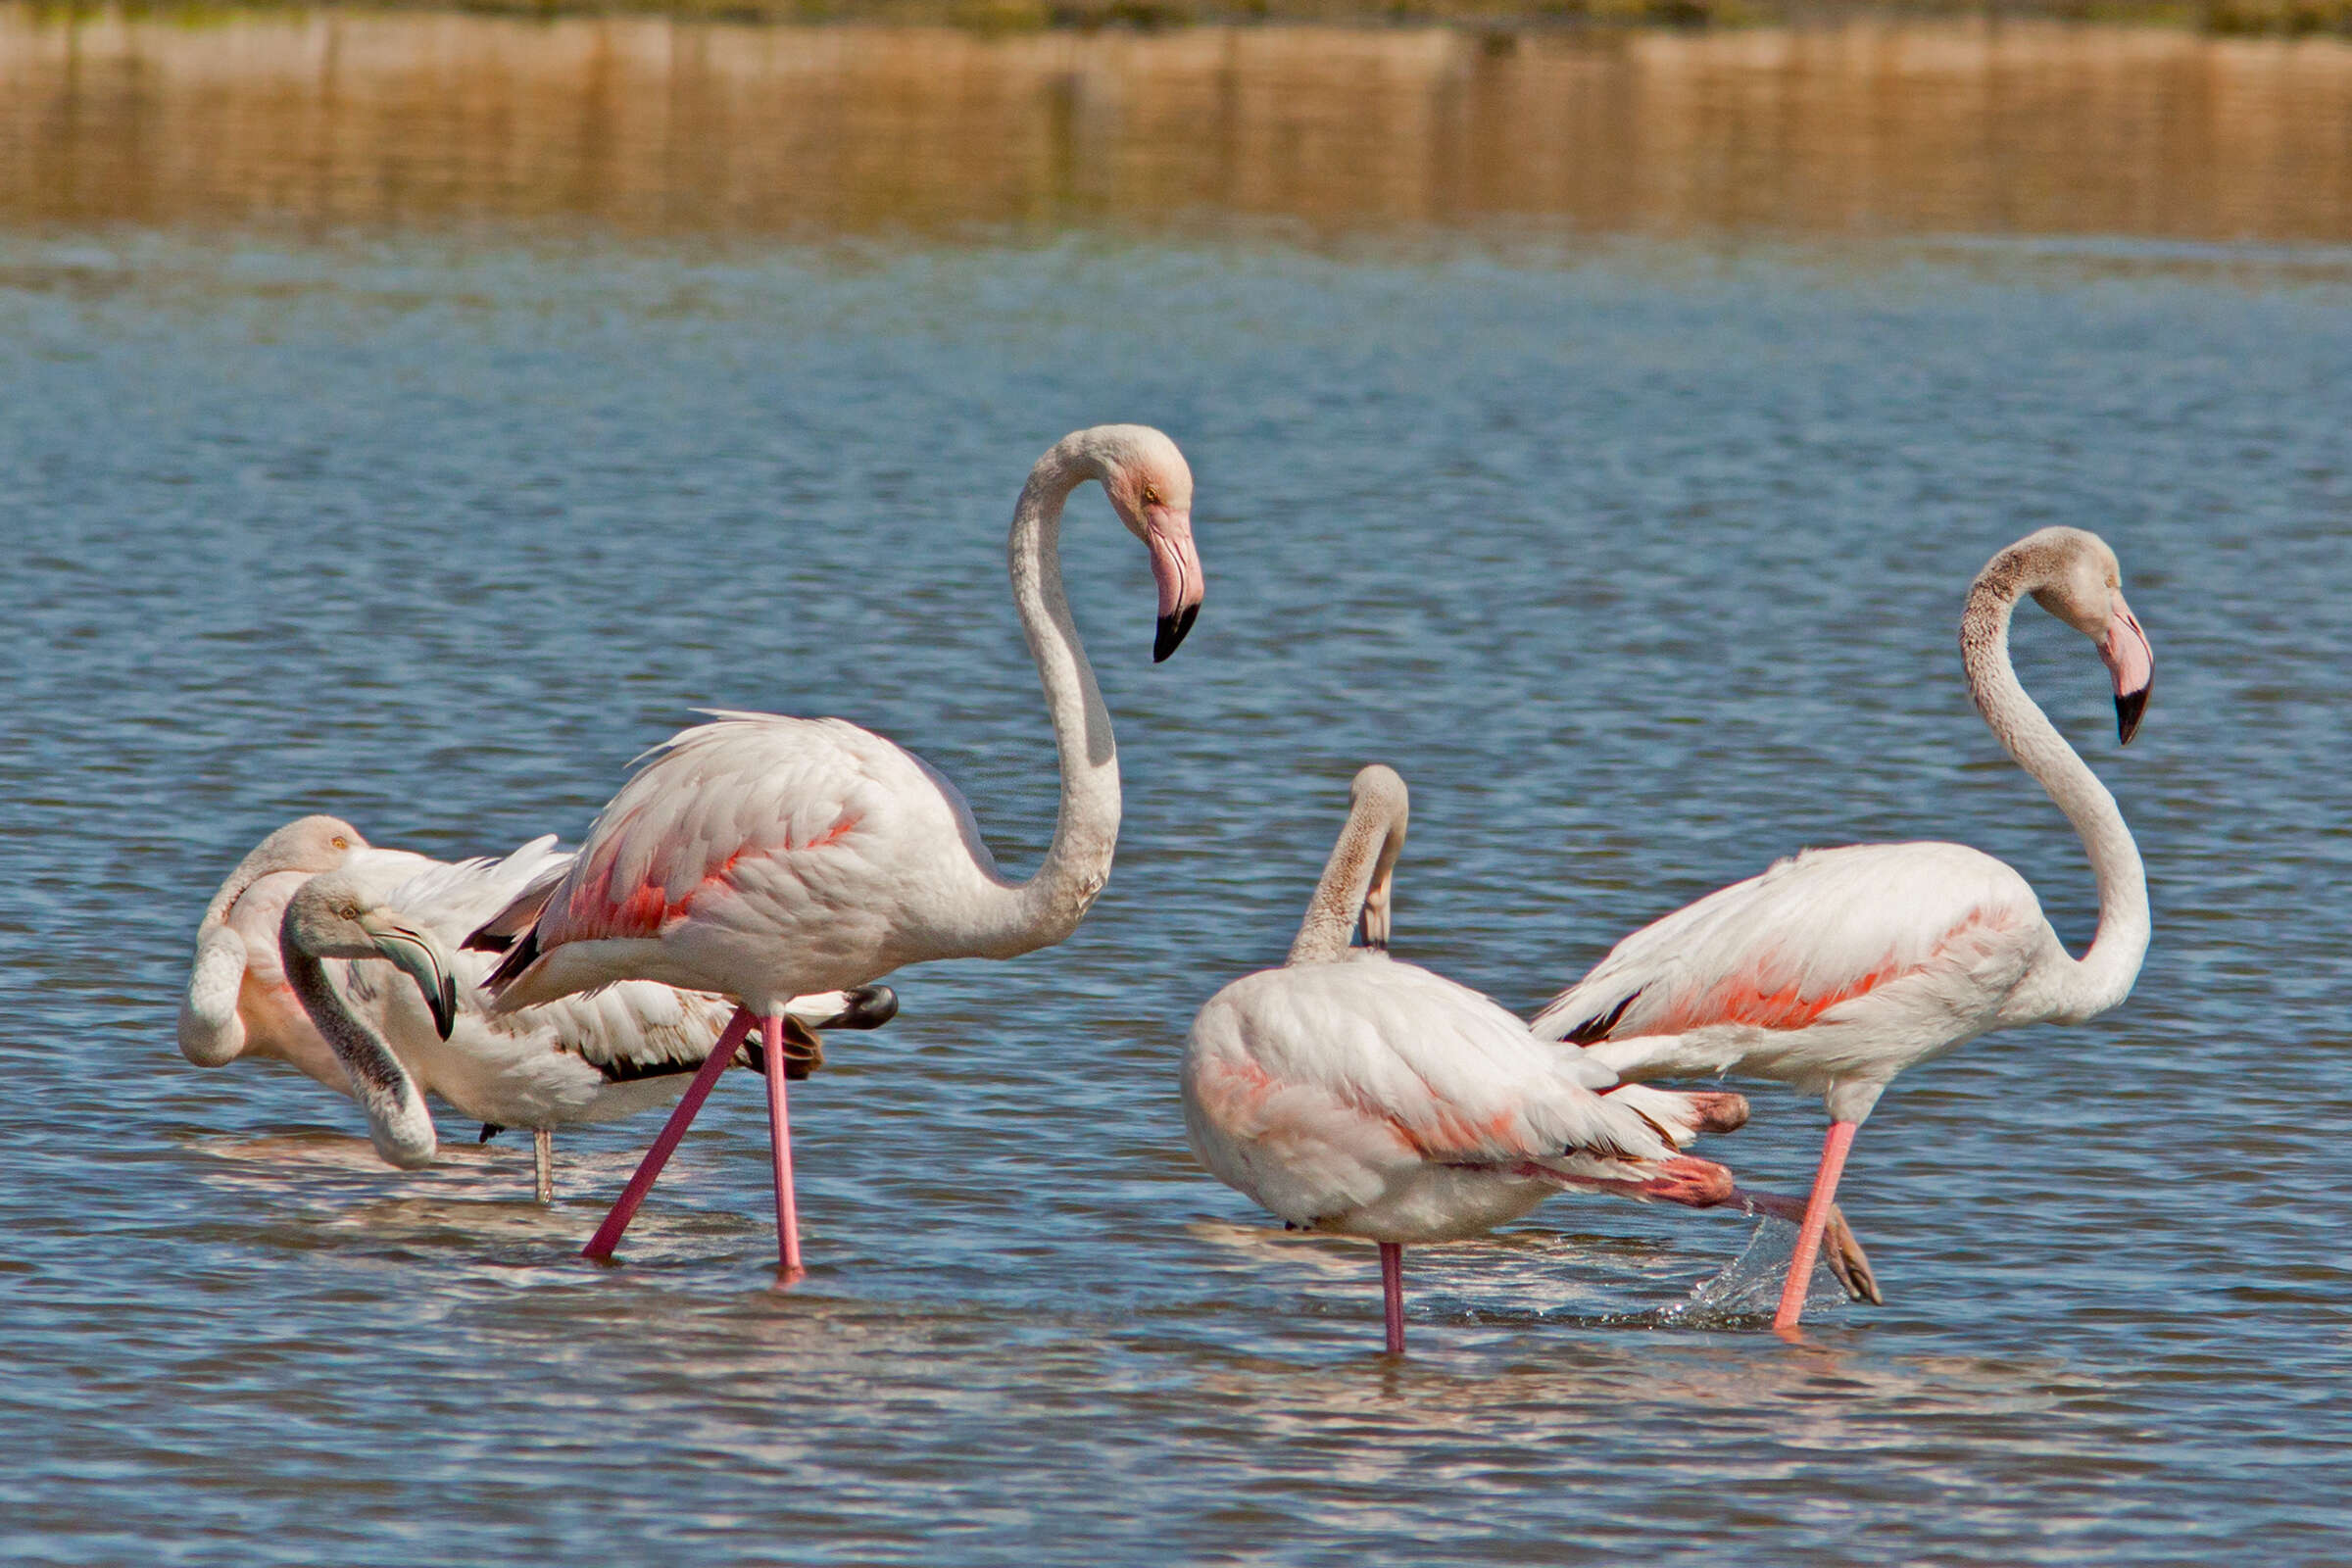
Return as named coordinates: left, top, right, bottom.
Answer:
left=15, top=0, right=2346, bottom=35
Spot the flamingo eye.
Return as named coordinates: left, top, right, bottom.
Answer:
left=1141, top=481, right=1162, bottom=507
left=331, top=836, right=350, bottom=850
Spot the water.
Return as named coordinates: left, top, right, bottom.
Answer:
left=4, top=15, right=2351, bottom=1566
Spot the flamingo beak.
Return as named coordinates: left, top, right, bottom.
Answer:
left=1148, top=521, right=1204, bottom=662
left=2098, top=593, right=2154, bottom=745
left=366, top=916, right=459, bottom=1041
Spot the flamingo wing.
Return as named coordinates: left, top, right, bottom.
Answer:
left=1529, top=841, right=2044, bottom=1058
left=511, top=713, right=977, bottom=957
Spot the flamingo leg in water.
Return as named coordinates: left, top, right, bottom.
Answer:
left=1736, top=1188, right=1882, bottom=1306
left=534, top=1128, right=555, bottom=1205
left=582, top=1006, right=756, bottom=1260
left=1380, top=1242, right=1405, bottom=1355
left=761, top=1012, right=803, bottom=1278
left=1774, top=1119, right=1860, bottom=1332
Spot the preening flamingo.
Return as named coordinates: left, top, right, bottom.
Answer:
left=1530, top=526, right=2153, bottom=1331
left=1184, top=765, right=1765, bottom=1355
left=187, top=817, right=893, bottom=1201
left=178, top=816, right=434, bottom=1091
left=468, top=424, right=1207, bottom=1268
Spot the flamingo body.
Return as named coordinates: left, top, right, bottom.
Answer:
left=490, top=713, right=1010, bottom=1015
left=1534, top=840, right=2052, bottom=1122
left=1190, top=955, right=1726, bottom=1245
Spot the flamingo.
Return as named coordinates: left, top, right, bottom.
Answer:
left=1184, top=764, right=1779, bottom=1355
left=1530, top=526, right=2153, bottom=1332
left=184, top=816, right=894, bottom=1200
left=466, top=423, right=1207, bottom=1269
left=178, top=815, right=434, bottom=1092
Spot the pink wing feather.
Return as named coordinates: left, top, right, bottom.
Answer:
left=1530, top=840, right=2043, bottom=1048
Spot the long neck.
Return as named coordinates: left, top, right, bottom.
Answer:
left=195, top=842, right=279, bottom=945
left=283, top=947, right=428, bottom=1148
left=1289, top=799, right=1403, bottom=966
left=966, top=452, right=1123, bottom=956
left=1959, top=577, right=2149, bottom=1020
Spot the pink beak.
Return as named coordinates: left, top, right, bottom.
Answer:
left=1149, top=524, right=1205, bottom=662
left=2098, top=592, right=2154, bottom=744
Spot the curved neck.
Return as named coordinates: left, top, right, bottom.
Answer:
left=967, top=449, right=1123, bottom=956
left=1960, top=572, right=2149, bottom=1020
left=1289, top=796, right=1405, bottom=966
left=283, top=947, right=424, bottom=1133
left=195, top=842, right=279, bottom=945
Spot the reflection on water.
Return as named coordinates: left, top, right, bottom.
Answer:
left=6, top=9, right=2352, bottom=241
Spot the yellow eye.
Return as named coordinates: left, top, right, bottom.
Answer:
left=1141, top=482, right=1162, bottom=506
left=331, top=836, right=350, bottom=850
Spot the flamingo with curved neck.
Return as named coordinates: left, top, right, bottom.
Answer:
left=470, top=424, right=1205, bottom=1269
left=1186, top=766, right=1757, bottom=1354
left=177, top=815, right=435, bottom=1086
left=1531, top=526, right=2153, bottom=1332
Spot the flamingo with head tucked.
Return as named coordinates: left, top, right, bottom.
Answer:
left=1185, top=764, right=1777, bottom=1355
left=181, top=816, right=893, bottom=1201
left=276, top=854, right=895, bottom=1199
left=1530, top=527, right=2153, bottom=1332
left=468, top=424, right=1206, bottom=1269
left=178, top=816, right=433, bottom=1091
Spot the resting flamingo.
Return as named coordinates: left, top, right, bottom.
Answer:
left=468, top=424, right=1207, bottom=1269
left=1530, top=526, right=2153, bottom=1332
left=181, top=816, right=893, bottom=1200
left=1186, top=764, right=1781, bottom=1354
left=276, top=854, right=895, bottom=1199
left=179, top=816, right=434, bottom=1092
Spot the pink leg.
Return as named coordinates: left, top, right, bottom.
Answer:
left=582, top=1007, right=755, bottom=1261
left=761, top=1012, right=803, bottom=1279
left=1774, top=1119, right=1859, bottom=1333
left=1380, top=1242, right=1405, bottom=1355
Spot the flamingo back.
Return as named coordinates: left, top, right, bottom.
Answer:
left=1185, top=956, right=1722, bottom=1243
left=1530, top=841, right=2049, bottom=1095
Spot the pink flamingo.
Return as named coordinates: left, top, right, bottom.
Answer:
left=1530, top=527, right=2154, bottom=1332
left=469, top=425, right=1205, bottom=1270
left=1186, top=765, right=1771, bottom=1355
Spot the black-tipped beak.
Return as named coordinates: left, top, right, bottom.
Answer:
left=1154, top=602, right=1200, bottom=663
left=2116, top=683, right=2150, bottom=746
left=830, top=985, right=900, bottom=1031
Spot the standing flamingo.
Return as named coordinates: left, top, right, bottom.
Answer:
left=468, top=424, right=1207, bottom=1269
left=276, top=857, right=895, bottom=1197
left=1185, top=765, right=1776, bottom=1355
left=181, top=816, right=891, bottom=1200
left=1530, top=526, right=2153, bottom=1331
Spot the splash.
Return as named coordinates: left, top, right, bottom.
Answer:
left=1658, top=1217, right=1851, bottom=1328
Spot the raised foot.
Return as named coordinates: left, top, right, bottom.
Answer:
left=1820, top=1204, right=1883, bottom=1306
left=740, top=1015, right=825, bottom=1081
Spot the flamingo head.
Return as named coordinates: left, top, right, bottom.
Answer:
left=2025, top=527, right=2153, bottom=745
left=1079, top=424, right=1202, bottom=662
left=281, top=872, right=460, bottom=1041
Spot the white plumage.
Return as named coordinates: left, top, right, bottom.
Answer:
left=468, top=425, right=1209, bottom=1266
left=1530, top=526, right=2155, bottom=1331
left=1184, top=765, right=1748, bottom=1352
